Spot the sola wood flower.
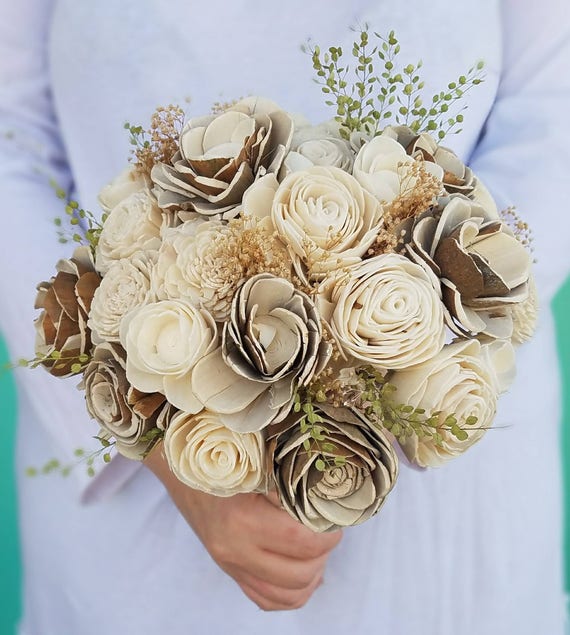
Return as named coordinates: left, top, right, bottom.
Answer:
left=35, top=246, right=101, bottom=377
left=268, top=405, right=398, bottom=532
left=353, top=134, right=439, bottom=204
left=382, top=126, right=483, bottom=199
left=82, top=342, right=173, bottom=460
left=164, top=410, right=267, bottom=496
left=324, top=253, right=446, bottom=370
left=88, top=251, right=157, bottom=343
left=151, top=97, right=294, bottom=219
left=119, top=299, right=217, bottom=413
left=268, top=165, right=382, bottom=280
left=192, top=274, right=331, bottom=432
left=406, top=195, right=532, bottom=338
left=390, top=338, right=515, bottom=467
left=281, top=121, right=354, bottom=176
left=95, top=190, right=163, bottom=275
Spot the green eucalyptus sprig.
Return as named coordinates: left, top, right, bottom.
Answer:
left=304, top=25, right=484, bottom=141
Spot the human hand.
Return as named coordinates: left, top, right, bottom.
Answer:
left=145, top=442, right=343, bottom=611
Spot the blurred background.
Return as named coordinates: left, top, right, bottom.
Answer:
left=1, top=279, right=569, bottom=634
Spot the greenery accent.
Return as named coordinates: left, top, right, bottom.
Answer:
left=26, top=436, right=116, bottom=479
left=292, top=392, right=346, bottom=471
left=354, top=366, right=479, bottom=445
left=304, top=26, right=484, bottom=140
left=11, top=350, right=91, bottom=376
left=50, top=180, right=105, bottom=251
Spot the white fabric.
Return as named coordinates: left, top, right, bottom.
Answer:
left=0, top=0, right=568, bottom=633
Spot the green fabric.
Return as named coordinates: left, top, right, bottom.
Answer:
left=553, top=279, right=570, bottom=596
left=0, top=337, right=20, bottom=635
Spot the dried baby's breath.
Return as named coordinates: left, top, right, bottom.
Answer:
left=368, top=160, right=441, bottom=256
left=126, top=105, right=185, bottom=178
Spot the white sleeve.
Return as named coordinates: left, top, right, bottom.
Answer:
left=468, top=0, right=570, bottom=302
left=0, top=0, right=139, bottom=499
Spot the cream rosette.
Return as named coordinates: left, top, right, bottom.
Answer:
left=98, top=166, right=149, bottom=215
left=192, top=274, right=331, bottom=432
left=95, top=190, right=163, bottom=275
left=88, top=251, right=157, bottom=343
left=164, top=410, right=266, bottom=496
left=281, top=121, right=354, bottom=175
left=151, top=97, right=294, bottom=219
left=406, top=195, right=532, bottom=339
left=389, top=338, right=513, bottom=467
left=270, top=165, right=382, bottom=280
left=82, top=342, right=172, bottom=460
left=326, top=253, right=446, bottom=370
left=353, top=135, right=443, bottom=204
left=268, top=405, right=398, bottom=532
left=119, top=299, right=217, bottom=413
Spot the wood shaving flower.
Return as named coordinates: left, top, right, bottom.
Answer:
left=34, top=246, right=101, bottom=377
left=164, top=410, right=266, bottom=496
left=406, top=195, right=532, bottom=338
left=192, top=274, right=331, bottom=432
left=151, top=97, right=294, bottom=219
left=89, top=251, right=157, bottom=343
left=119, top=299, right=217, bottom=413
left=390, top=339, right=506, bottom=467
left=271, top=165, right=383, bottom=281
left=95, top=190, right=163, bottom=275
left=327, top=254, right=446, bottom=370
left=82, top=342, right=172, bottom=460
left=268, top=405, right=398, bottom=532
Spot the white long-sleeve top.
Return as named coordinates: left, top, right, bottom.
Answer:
left=1, top=1, right=569, bottom=633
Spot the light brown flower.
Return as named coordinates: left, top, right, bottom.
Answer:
left=151, top=97, right=294, bottom=219
left=34, top=246, right=101, bottom=377
left=82, top=342, right=173, bottom=460
left=268, top=405, right=398, bottom=532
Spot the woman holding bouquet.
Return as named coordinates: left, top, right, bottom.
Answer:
left=0, top=0, right=568, bottom=633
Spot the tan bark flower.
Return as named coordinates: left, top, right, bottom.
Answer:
left=192, top=274, right=331, bottom=432
left=151, top=97, right=294, bottom=219
left=82, top=342, right=174, bottom=460
left=268, top=405, right=398, bottom=532
left=34, top=246, right=101, bottom=377
left=406, top=195, right=532, bottom=338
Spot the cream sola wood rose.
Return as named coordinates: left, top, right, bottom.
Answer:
left=164, top=410, right=266, bottom=496
left=280, top=120, right=354, bottom=175
left=151, top=97, right=294, bottom=219
left=34, top=246, right=101, bottom=377
left=95, top=188, right=163, bottom=275
left=192, top=274, right=331, bottom=432
left=352, top=134, right=445, bottom=204
left=323, top=253, right=446, bottom=370
left=390, top=338, right=516, bottom=467
left=119, top=299, right=217, bottom=413
left=82, top=342, right=174, bottom=460
left=268, top=405, right=398, bottom=532
left=405, top=195, right=532, bottom=339
left=244, top=165, right=383, bottom=281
